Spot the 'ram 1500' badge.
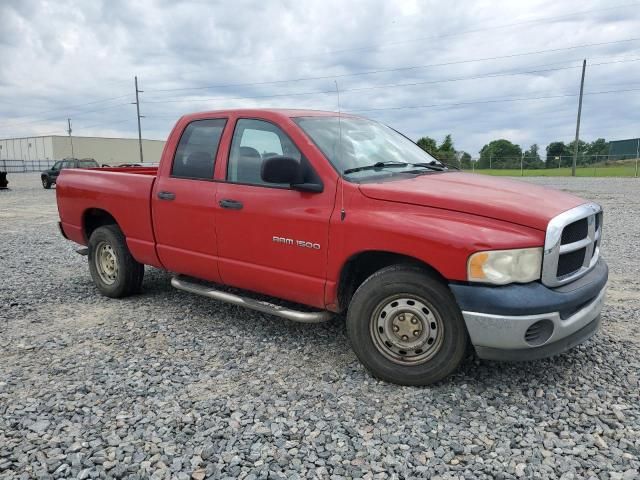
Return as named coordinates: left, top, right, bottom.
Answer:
left=273, top=236, right=321, bottom=250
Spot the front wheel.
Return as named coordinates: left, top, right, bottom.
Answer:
left=346, top=265, right=468, bottom=386
left=88, top=225, right=144, bottom=298
left=42, top=176, right=51, bottom=189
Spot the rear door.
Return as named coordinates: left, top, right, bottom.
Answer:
left=215, top=118, right=335, bottom=308
left=152, top=118, right=227, bottom=282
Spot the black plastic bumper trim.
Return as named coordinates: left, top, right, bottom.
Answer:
left=449, top=259, right=608, bottom=317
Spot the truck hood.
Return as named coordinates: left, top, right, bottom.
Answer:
left=358, top=172, right=587, bottom=231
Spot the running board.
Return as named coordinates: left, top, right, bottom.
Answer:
left=171, top=275, right=333, bottom=324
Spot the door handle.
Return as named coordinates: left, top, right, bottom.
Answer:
left=157, top=191, right=176, bottom=201
left=219, top=199, right=243, bottom=210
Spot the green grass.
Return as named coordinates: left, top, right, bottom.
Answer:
left=470, top=165, right=638, bottom=177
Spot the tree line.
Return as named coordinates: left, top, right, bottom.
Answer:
left=416, top=135, right=610, bottom=169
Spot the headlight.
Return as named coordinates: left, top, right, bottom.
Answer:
left=467, top=247, right=542, bottom=285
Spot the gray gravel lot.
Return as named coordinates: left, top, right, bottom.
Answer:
left=1, top=173, right=638, bottom=480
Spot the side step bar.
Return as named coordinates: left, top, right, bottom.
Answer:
left=171, top=275, right=333, bottom=324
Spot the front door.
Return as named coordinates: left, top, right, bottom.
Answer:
left=215, top=118, right=335, bottom=308
left=152, top=118, right=227, bottom=282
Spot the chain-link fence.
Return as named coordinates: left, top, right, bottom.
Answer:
left=1, top=159, right=57, bottom=173
left=438, top=154, right=640, bottom=177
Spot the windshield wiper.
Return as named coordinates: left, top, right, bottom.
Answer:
left=409, top=161, right=448, bottom=172
left=343, top=161, right=409, bottom=175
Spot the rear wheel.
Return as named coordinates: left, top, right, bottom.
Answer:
left=346, top=265, right=468, bottom=386
left=88, top=225, right=144, bottom=298
left=42, top=176, right=51, bottom=189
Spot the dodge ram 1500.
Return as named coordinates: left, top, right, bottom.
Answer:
left=56, top=109, right=607, bottom=385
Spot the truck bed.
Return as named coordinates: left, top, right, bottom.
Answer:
left=56, top=167, right=162, bottom=268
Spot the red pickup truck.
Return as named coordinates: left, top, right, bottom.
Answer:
left=56, top=109, right=607, bottom=385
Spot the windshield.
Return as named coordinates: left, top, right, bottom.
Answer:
left=293, top=116, right=443, bottom=180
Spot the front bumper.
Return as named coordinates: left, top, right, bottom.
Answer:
left=449, top=259, right=608, bottom=361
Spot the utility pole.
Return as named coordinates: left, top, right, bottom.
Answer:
left=67, top=118, right=74, bottom=157
left=572, top=59, right=586, bottom=177
left=133, top=76, right=144, bottom=163
left=489, top=154, right=492, bottom=170
left=521, top=152, right=524, bottom=176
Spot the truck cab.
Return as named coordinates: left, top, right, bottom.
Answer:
left=55, top=109, right=607, bottom=385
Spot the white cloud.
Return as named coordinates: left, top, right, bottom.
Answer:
left=0, top=0, right=638, bottom=156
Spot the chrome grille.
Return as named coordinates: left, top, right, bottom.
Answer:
left=560, top=218, right=588, bottom=245
left=556, top=248, right=586, bottom=277
left=541, top=203, right=602, bottom=287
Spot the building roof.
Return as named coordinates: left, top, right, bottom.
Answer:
left=0, top=135, right=164, bottom=142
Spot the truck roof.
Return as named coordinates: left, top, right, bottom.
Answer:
left=180, top=108, right=357, bottom=122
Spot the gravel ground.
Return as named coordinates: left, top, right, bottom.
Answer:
left=1, top=173, right=638, bottom=480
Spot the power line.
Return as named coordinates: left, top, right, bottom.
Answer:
left=0, top=102, right=133, bottom=130
left=350, top=87, right=640, bottom=113
left=4, top=46, right=637, bottom=134
left=0, top=94, right=131, bottom=123
left=147, top=2, right=639, bottom=78
left=74, top=118, right=134, bottom=131
left=139, top=56, right=640, bottom=107
left=314, top=3, right=640, bottom=58
left=144, top=37, right=640, bottom=94
left=142, top=85, right=638, bottom=121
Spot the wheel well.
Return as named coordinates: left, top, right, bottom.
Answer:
left=337, top=251, right=445, bottom=311
left=83, top=209, right=117, bottom=241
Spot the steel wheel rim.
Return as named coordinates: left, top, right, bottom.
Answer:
left=369, top=294, right=444, bottom=365
left=42, top=178, right=47, bottom=187
left=94, top=241, right=118, bottom=285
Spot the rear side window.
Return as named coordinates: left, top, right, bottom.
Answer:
left=78, top=160, right=98, bottom=168
left=172, top=119, right=227, bottom=180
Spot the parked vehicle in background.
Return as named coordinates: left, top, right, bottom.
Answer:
left=55, top=109, right=608, bottom=385
left=41, top=157, right=99, bottom=189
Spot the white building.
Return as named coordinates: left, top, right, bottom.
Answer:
left=0, top=135, right=165, bottom=165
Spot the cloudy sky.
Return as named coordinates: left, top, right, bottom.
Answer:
left=0, top=0, right=638, bottom=157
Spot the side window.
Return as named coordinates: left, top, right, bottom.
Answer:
left=227, top=119, right=301, bottom=186
left=61, top=160, right=74, bottom=169
left=171, top=119, right=227, bottom=180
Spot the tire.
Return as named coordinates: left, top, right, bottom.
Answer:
left=346, top=265, right=468, bottom=386
left=42, top=176, right=51, bottom=189
left=88, top=225, right=144, bottom=298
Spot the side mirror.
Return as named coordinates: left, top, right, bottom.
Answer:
left=261, top=156, right=323, bottom=193
left=261, top=156, right=302, bottom=184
